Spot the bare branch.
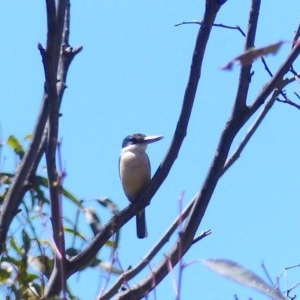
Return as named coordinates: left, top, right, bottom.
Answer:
left=277, top=98, right=300, bottom=110
left=192, top=229, right=212, bottom=245
left=248, top=43, right=300, bottom=114
left=232, top=0, right=261, bottom=113
left=292, top=21, right=300, bottom=48
left=222, top=89, right=279, bottom=175
left=42, top=0, right=69, bottom=296
left=0, top=91, right=49, bottom=253
left=175, top=21, right=245, bottom=36
left=44, top=0, right=84, bottom=297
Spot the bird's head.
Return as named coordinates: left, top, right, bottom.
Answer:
left=121, top=133, right=163, bottom=152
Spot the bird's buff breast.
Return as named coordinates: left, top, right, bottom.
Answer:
left=120, top=151, right=151, bottom=202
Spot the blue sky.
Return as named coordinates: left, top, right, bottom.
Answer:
left=1, top=1, right=300, bottom=299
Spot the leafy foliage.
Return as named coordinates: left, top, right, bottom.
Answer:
left=0, top=136, right=120, bottom=299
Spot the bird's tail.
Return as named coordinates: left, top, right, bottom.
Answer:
left=136, top=209, right=147, bottom=239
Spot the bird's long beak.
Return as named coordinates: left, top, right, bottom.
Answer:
left=143, top=135, right=163, bottom=144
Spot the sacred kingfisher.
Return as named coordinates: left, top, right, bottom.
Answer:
left=119, top=133, right=163, bottom=239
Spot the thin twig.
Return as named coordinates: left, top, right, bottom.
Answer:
left=222, top=88, right=279, bottom=175
left=192, top=229, right=212, bottom=245
left=176, top=192, right=185, bottom=300
left=248, top=43, right=300, bottom=114
left=261, top=261, right=275, bottom=287
left=277, top=98, right=300, bottom=110
left=175, top=21, right=245, bottom=36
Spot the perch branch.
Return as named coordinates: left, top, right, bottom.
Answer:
left=99, top=196, right=202, bottom=300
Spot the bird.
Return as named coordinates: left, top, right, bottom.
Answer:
left=119, top=133, right=163, bottom=239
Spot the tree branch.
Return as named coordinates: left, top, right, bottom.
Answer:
left=232, top=0, right=260, bottom=114
left=99, top=196, right=201, bottom=300
left=222, top=88, right=278, bottom=175
left=248, top=42, right=300, bottom=114
left=44, top=0, right=83, bottom=297
left=0, top=85, right=49, bottom=253
left=292, top=21, right=300, bottom=47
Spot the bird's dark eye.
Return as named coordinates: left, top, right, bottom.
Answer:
left=122, top=136, right=138, bottom=147
left=129, top=137, right=138, bottom=144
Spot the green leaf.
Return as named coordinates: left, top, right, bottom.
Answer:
left=9, top=236, right=22, bottom=254
left=62, top=188, right=81, bottom=206
left=63, top=226, right=87, bottom=241
left=2, top=256, right=22, bottom=268
left=0, top=263, right=12, bottom=283
left=23, top=272, right=40, bottom=282
left=35, top=175, right=81, bottom=206
left=24, top=134, right=33, bottom=140
left=24, top=281, right=41, bottom=298
left=7, top=135, right=24, bottom=159
left=22, top=229, right=31, bottom=253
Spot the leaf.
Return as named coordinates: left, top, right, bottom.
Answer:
left=24, top=282, right=41, bottom=299
left=105, top=240, right=117, bottom=248
left=96, top=198, right=120, bottom=246
left=0, top=175, right=10, bottom=204
left=202, top=259, right=284, bottom=300
left=98, top=261, right=122, bottom=275
left=7, top=135, right=24, bottom=159
left=63, top=226, right=87, bottom=241
left=9, top=236, right=22, bottom=255
left=33, top=187, right=49, bottom=207
left=34, top=175, right=81, bottom=206
left=97, top=197, right=119, bottom=215
left=24, top=134, right=33, bottom=140
left=22, top=229, right=31, bottom=253
left=84, top=207, right=102, bottom=236
left=0, top=262, right=13, bottom=283
left=0, top=172, right=13, bottom=184
left=27, top=255, right=53, bottom=278
left=65, top=247, right=80, bottom=258
left=222, top=41, right=285, bottom=70
left=62, top=188, right=81, bottom=206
